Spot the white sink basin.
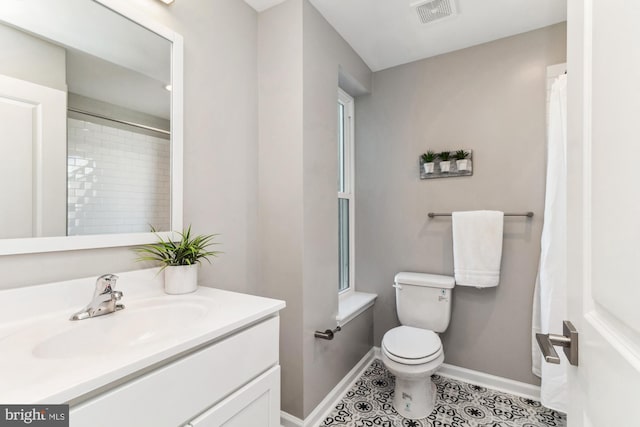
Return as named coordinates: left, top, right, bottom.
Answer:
left=32, top=298, right=210, bottom=359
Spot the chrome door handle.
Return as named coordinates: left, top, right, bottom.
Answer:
left=536, top=320, right=579, bottom=366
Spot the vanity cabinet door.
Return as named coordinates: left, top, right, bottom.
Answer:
left=69, top=317, right=279, bottom=427
left=187, top=366, right=280, bottom=427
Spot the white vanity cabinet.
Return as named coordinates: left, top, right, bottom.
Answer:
left=69, top=316, right=280, bottom=427
left=69, top=316, right=282, bottom=427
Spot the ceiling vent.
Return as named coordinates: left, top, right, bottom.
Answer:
left=411, top=0, right=458, bottom=25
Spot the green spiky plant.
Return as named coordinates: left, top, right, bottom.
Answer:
left=454, top=150, right=469, bottom=160
left=439, top=151, right=451, bottom=161
left=421, top=150, right=436, bottom=163
left=134, top=225, right=221, bottom=270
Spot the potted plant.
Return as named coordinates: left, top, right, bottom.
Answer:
left=454, top=150, right=471, bottom=172
left=439, top=151, right=451, bottom=172
left=421, top=150, right=437, bottom=174
left=135, top=225, right=221, bottom=294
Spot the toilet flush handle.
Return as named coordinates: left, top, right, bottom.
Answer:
left=392, top=284, right=403, bottom=290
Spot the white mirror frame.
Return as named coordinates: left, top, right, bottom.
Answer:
left=0, top=0, right=183, bottom=255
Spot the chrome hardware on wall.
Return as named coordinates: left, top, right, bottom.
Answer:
left=314, top=326, right=342, bottom=340
left=428, top=212, right=534, bottom=218
left=536, top=320, right=579, bottom=366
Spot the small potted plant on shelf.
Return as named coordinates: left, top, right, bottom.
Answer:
left=454, top=150, right=471, bottom=172
left=439, top=151, right=451, bottom=173
left=134, top=225, right=221, bottom=295
left=421, top=150, right=437, bottom=174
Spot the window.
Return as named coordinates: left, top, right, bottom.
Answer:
left=338, top=89, right=355, bottom=294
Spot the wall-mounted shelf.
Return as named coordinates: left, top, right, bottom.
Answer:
left=420, top=149, right=473, bottom=180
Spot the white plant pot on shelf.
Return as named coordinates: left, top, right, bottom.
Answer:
left=423, top=162, right=435, bottom=174
left=456, top=159, right=471, bottom=172
left=164, top=264, right=198, bottom=294
left=439, top=161, right=451, bottom=173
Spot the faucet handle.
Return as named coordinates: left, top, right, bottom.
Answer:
left=112, top=290, right=125, bottom=312
left=94, top=274, right=119, bottom=298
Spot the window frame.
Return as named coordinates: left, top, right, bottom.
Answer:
left=338, top=88, right=355, bottom=297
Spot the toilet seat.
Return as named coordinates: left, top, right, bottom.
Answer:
left=382, top=326, right=442, bottom=365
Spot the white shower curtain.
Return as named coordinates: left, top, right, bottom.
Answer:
left=531, top=74, right=567, bottom=412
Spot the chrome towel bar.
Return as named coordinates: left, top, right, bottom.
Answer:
left=428, top=212, right=534, bottom=218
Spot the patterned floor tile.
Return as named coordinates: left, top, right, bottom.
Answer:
left=322, top=359, right=566, bottom=427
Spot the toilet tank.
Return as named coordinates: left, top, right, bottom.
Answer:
left=394, top=272, right=455, bottom=333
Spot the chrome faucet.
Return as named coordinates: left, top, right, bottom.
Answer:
left=70, top=274, right=124, bottom=321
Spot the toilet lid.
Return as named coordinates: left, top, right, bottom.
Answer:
left=382, top=326, right=441, bottom=361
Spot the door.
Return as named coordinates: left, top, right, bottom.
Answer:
left=0, top=87, right=34, bottom=238
left=566, top=1, right=640, bottom=426
left=0, top=74, right=66, bottom=238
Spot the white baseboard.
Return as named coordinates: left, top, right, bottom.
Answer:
left=437, top=363, right=541, bottom=401
left=280, top=347, right=376, bottom=427
left=373, top=346, right=381, bottom=359
left=373, top=347, right=540, bottom=401
left=280, top=411, right=303, bottom=427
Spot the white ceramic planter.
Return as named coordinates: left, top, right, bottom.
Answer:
left=164, top=264, right=198, bottom=294
left=456, top=159, right=471, bottom=172
left=439, top=161, right=451, bottom=173
left=423, top=162, right=435, bottom=174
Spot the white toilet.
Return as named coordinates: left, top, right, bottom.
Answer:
left=381, top=272, right=455, bottom=420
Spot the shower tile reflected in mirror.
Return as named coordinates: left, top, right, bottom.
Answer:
left=67, top=118, right=170, bottom=236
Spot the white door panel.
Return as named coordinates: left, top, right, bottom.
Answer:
left=0, top=96, right=34, bottom=238
left=0, top=74, right=67, bottom=238
left=589, top=0, right=640, bottom=333
left=566, top=0, right=640, bottom=426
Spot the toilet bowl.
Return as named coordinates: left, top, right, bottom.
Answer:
left=381, top=325, right=444, bottom=419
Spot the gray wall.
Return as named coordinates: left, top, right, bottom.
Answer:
left=0, top=0, right=259, bottom=294
left=356, top=23, right=566, bottom=385
left=0, top=22, right=66, bottom=91
left=301, top=0, right=373, bottom=417
left=258, top=0, right=373, bottom=419
left=257, top=0, right=305, bottom=416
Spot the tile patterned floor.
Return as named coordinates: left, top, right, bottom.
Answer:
left=322, top=359, right=566, bottom=427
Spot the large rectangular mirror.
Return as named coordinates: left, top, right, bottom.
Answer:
left=0, top=0, right=183, bottom=255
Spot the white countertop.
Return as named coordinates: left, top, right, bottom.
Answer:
left=0, top=269, right=285, bottom=404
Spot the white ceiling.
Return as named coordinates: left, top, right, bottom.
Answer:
left=249, top=0, right=567, bottom=72
left=244, top=0, right=286, bottom=13
left=67, top=49, right=170, bottom=120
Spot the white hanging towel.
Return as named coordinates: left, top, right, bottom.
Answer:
left=452, top=210, right=504, bottom=287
